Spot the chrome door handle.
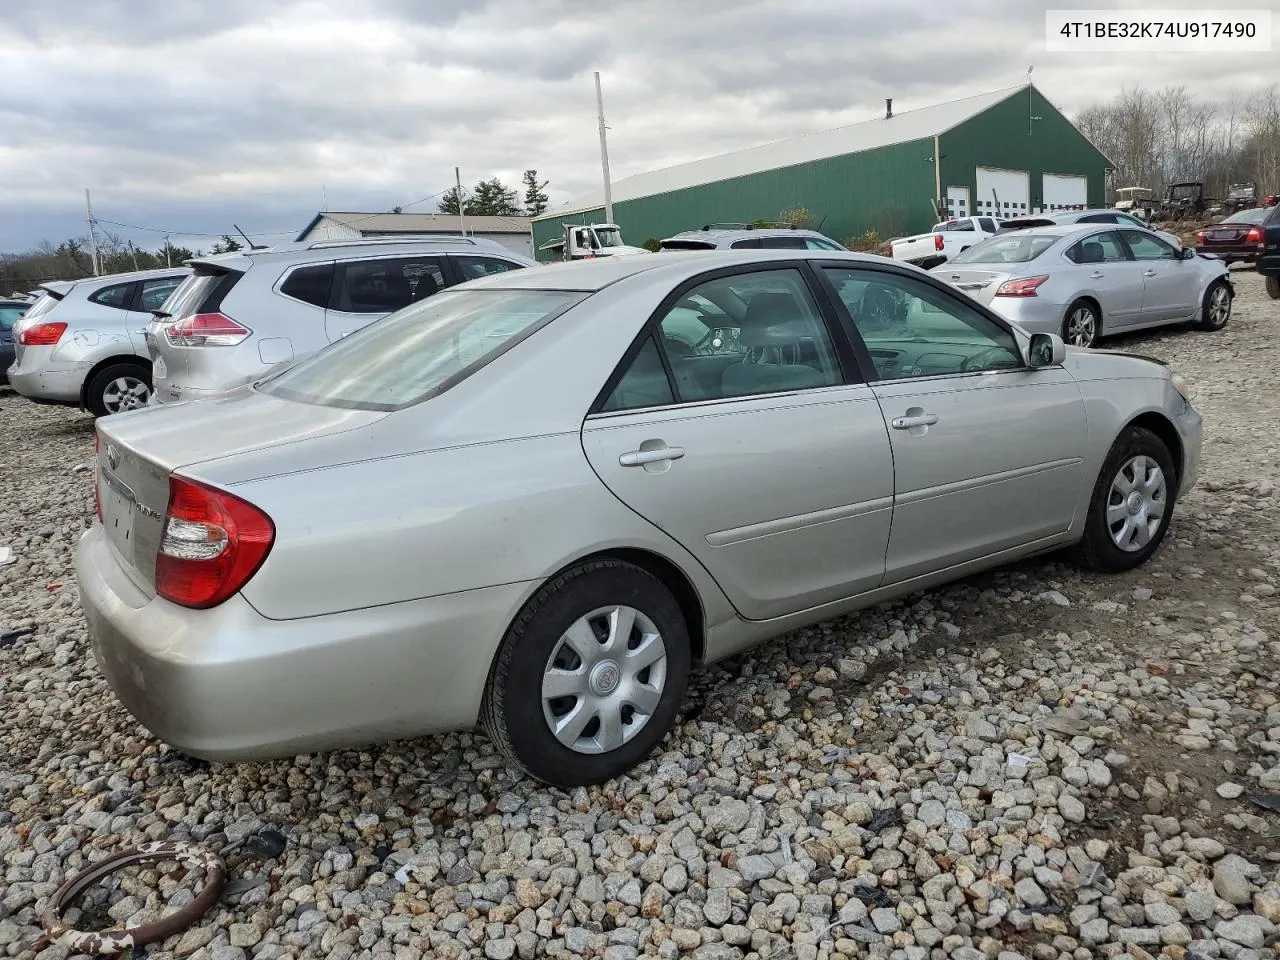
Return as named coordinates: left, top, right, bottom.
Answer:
left=1089, top=271, right=1104, bottom=279
left=1143, top=269, right=1157, bottom=277
left=619, top=446, right=685, bottom=467
left=891, top=414, right=939, bottom=430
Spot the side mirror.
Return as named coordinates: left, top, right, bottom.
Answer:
left=1181, top=246, right=1197, bottom=260
left=1028, top=332, right=1067, bottom=367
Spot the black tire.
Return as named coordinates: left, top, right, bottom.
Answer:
left=481, top=559, right=691, bottom=787
left=1062, top=299, right=1101, bottom=349
left=1196, top=279, right=1232, bottom=331
left=1267, top=275, right=1280, bottom=300
left=85, top=361, right=151, bottom=417
left=1074, top=426, right=1177, bottom=573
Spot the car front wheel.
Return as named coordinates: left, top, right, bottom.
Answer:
left=481, top=559, right=691, bottom=787
left=1196, top=280, right=1231, bottom=331
left=1074, top=426, right=1177, bottom=573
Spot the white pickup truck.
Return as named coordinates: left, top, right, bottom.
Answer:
left=889, top=216, right=1001, bottom=269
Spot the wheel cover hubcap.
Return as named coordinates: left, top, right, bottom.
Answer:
left=1067, top=309, right=1095, bottom=347
left=1107, top=455, right=1167, bottom=552
left=1209, top=288, right=1230, bottom=326
left=103, top=376, right=149, bottom=413
left=541, top=605, right=668, bottom=755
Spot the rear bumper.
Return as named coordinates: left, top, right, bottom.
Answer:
left=7, top=351, right=86, bottom=403
left=1195, top=245, right=1255, bottom=262
left=76, top=524, right=529, bottom=761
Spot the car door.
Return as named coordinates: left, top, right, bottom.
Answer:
left=1117, top=229, right=1200, bottom=323
left=325, top=255, right=449, bottom=341
left=1064, top=230, right=1145, bottom=328
left=816, top=264, right=1089, bottom=584
left=126, top=275, right=185, bottom=354
left=581, top=264, right=895, bottom=621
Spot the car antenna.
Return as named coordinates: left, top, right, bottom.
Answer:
left=233, top=224, right=268, bottom=251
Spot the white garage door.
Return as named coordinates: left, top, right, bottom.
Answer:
left=1043, top=173, right=1088, bottom=212
left=975, top=167, right=1030, bottom=220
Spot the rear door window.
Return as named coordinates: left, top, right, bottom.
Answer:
left=729, top=237, right=762, bottom=249
left=332, top=257, right=448, bottom=313
left=979, top=217, right=998, bottom=233
left=91, top=282, right=136, bottom=311
left=279, top=263, right=336, bottom=307
left=453, top=255, right=524, bottom=281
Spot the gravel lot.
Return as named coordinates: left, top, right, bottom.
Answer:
left=2, top=270, right=1279, bottom=960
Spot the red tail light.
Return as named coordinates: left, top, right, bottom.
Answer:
left=933, top=234, right=945, bottom=252
left=1246, top=226, right=1262, bottom=243
left=19, top=321, right=67, bottom=345
left=995, top=276, right=1050, bottom=298
left=155, top=476, right=274, bottom=609
left=165, top=312, right=251, bottom=347
left=94, top=433, right=103, bottom=522
left=1195, top=231, right=1206, bottom=244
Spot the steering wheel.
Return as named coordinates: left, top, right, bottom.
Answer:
left=960, top=347, right=1020, bottom=373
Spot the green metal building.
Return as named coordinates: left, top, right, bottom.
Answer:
left=532, top=84, right=1114, bottom=259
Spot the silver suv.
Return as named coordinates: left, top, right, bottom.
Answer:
left=7, top=268, right=190, bottom=415
left=147, top=236, right=538, bottom=405
left=659, top=224, right=847, bottom=252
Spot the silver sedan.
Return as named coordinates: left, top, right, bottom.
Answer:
left=77, top=250, right=1202, bottom=787
left=933, top=224, right=1232, bottom=348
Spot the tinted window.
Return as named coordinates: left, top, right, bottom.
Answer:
left=934, top=221, right=976, bottom=232
left=454, top=255, right=523, bottom=281
left=756, top=235, right=808, bottom=249
left=601, top=337, right=675, bottom=412
left=1078, top=213, right=1116, bottom=224
left=805, top=238, right=843, bottom=250
left=823, top=267, right=1022, bottom=380
left=979, top=218, right=998, bottom=233
left=950, top=234, right=1057, bottom=264
left=258, top=289, right=583, bottom=410
left=652, top=268, right=842, bottom=403
left=1067, top=232, right=1128, bottom=264
left=333, top=257, right=447, bottom=313
left=0, top=304, right=24, bottom=330
left=280, top=263, right=335, bottom=307
left=139, top=276, right=183, bottom=312
left=729, top=237, right=762, bottom=249
left=1120, top=230, right=1177, bottom=260
left=164, top=271, right=229, bottom=320
left=91, top=282, right=135, bottom=310
left=660, top=240, right=717, bottom=251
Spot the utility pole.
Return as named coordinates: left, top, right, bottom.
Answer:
left=84, top=188, right=102, bottom=275
left=594, top=71, right=614, bottom=224
left=127, top=240, right=140, bottom=271
left=163, top=234, right=172, bottom=267
left=455, top=167, right=466, bottom=236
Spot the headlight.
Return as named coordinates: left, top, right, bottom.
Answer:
left=1170, top=372, right=1193, bottom=405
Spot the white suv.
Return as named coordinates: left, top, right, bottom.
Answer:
left=7, top=268, right=190, bottom=415
left=147, top=237, right=538, bottom=404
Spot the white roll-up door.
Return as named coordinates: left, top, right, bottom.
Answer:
left=1042, top=173, right=1088, bottom=212
left=975, top=167, right=1030, bottom=220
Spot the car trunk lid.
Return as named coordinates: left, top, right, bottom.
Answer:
left=933, top=266, right=1013, bottom=305
left=96, top=389, right=385, bottom=595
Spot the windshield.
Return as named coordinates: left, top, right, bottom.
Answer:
left=160, top=270, right=226, bottom=319
left=932, top=220, right=975, bottom=232
left=258, top=288, right=585, bottom=411
left=950, top=234, right=1058, bottom=264
left=595, top=228, right=624, bottom=248
left=1222, top=207, right=1270, bottom=225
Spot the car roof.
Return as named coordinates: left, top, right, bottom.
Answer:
left=457, top=249, right=906, bottom=293
left=57, top=267, right=190, bottom=291
left=188, top=235, right=530, bottom=271
left=662, top=226, right=828, bottom=243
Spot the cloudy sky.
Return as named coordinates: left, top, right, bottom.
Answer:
left=0, top=0, right=1274, bottom=252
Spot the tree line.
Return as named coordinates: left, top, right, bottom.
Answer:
left=1076, top=83, right=1280, bottom=201
left=436, top=169, right=549, bottom=217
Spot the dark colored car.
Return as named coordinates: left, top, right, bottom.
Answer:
left=0, top=298, right=29, bottom=384
left=1196, top=207, right=1274, bottom=265
left=1257, top=204, right=1280, bottom=300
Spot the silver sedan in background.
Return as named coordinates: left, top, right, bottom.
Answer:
left=933, top=224, right=1232, bottom=348
left=77, top=250, right=1201, bottom=787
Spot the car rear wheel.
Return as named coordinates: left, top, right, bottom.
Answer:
left=1196, top=280, right=1232, bottom=331
left=1074, top=426, right=1176, bottom=573
left=1062, top=299, right=1100, bottom=348
left=481, top=559, right=691, bottom=787
left=1267, top=275, right=1280, bottom=300
left=86, top=362, right=151, bottom=417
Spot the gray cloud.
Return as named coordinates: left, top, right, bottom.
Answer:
left=0, top=0, right=1273, bottom=251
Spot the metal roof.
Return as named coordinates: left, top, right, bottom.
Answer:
left=543, top=85, right=1029, bottom=220
left=296, top=212, right=532, bottom=241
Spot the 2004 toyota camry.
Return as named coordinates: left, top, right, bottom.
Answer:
left=78, top=250, right=1201, bottom=787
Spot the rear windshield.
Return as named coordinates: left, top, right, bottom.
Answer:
left=950, top=234, right=1058, bottom=264
left=257, top=288, right=585, bottom=411
left=660, top=240, right=717, bottom=251
left=1221, top=207, right=1271, bottom=225
left=157, top=270, right=227, bottom=319
left=21, top=291, right=62, bottom=321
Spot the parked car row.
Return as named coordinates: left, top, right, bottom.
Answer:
left=78, top=247, right=1202, bottom=786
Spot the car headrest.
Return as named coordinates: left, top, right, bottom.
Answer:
left=739, top=292, right=810, bottom=348
left=1079, top=242, right=1104, bottom=264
